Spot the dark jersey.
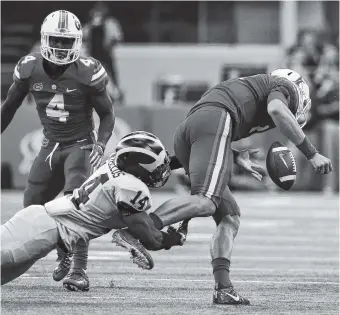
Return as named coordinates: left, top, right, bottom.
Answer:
left=13, top=53, right=108, bottom=142
left=188, top=74, right=300, bottom=141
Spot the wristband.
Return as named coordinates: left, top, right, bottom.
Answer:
left=296, top=137, right=318, bottom=160
left=96, top=141, right=106, bottom=151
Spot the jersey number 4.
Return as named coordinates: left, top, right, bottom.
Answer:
left=46, top=93, right=70, bottom=122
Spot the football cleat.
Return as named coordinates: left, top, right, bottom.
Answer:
left=63, top=269, right=90, bottom=292
left=53, top=252, right=72, bottom=282
left=213, top=286, right=250, bottom=305
left=112, top=229, right=154, bottom=270
left=177, top=219, right=190, bottom=245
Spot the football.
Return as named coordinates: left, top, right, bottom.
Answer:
left=266, top=141, right=297, bottom=190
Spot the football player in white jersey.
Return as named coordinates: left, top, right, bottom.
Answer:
left=1, top=132, right=184, bottom=286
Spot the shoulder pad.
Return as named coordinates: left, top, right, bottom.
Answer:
left=77, top=57, right=108, bottom=92
left=13, top=53, right=40, bottom=82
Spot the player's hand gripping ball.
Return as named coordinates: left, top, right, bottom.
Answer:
left=266, top=141, right=297, bottom=191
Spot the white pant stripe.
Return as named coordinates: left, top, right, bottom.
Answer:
left=205, top=113, right=231, bottom=198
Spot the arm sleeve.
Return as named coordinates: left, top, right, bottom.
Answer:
left=115, top=185, right=152, bottom=214
left=13, top=54, right=36, bottom=83
left=88, top=59, right=109, bottom=93
left=267, top=80, right=299, bottom=115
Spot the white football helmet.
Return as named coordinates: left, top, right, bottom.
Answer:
left=115, top=131, right=171, bottom=188
left=270, top=69, right=311, bottom=128
left=41, top=10, right=82, bottom=65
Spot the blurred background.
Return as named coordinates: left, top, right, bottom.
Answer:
left=1, top=0, right=339, bottom=194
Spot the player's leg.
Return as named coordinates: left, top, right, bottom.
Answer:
left=61, top=143, right=92, bottom=291
left=210, top=187, right=249, bottom=305
left=152, top=107, right=232, bottom=227
left=1, top=205, right=60, bottom=284
left=23, top=143, right=64, bottom=207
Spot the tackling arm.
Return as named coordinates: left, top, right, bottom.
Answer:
left=1, top=81, right=29, bottom=133
left=121, top=210, right=183, bottom=251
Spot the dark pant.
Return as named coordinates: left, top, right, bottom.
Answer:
left=23, top=136, right=93, bottom=207
left=174, top=105, right=240, bottom=223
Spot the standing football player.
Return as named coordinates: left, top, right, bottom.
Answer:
left=1, top=11, right=115, bottom=291
left=1, top=132, right=185, bottom=286
left=146, top=69, right=333, bottom=305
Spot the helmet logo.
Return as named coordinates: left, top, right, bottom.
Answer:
left=75, top=20, right=81, bottom=30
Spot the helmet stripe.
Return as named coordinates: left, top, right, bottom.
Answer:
left=58, top=10, right=67, bottom=30
left=65, top=11, right=68, bottom=30
left=116, top=147, right=159, bottom=161
left=121, top=134, right=163, bottom=144
left=58, top=11, right=62, bottom=29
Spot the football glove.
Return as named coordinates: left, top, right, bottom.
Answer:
left=161, top=226, right=186, bottom=250
left=81, top=141, right=105, bottom=169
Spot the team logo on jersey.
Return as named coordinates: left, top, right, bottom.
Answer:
left=52, top=85, right=57, bottom=90
left=33, top=83, right=43, bottom=91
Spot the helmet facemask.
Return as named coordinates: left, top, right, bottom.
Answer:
left=147, top=152, right=171, bottom=188
left=293, top=77, right=311, bottom=128
left=41, top=33, right=82, bottom=65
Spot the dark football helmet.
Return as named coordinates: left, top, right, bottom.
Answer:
left=115, top=131, right=171, bottom=188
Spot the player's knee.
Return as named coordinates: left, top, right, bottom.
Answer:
left=192, top=195, right=216, bottom=217
left=219, top=215, right=240, bottom=237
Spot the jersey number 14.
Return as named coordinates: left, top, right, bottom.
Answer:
left=46, top=93, right=69, bottom=122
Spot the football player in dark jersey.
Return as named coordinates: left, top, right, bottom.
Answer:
left=1, top=10, right=115, bottom=291
left=147, top=69, right=333, bottom=305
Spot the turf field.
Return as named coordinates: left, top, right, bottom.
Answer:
left=1, top=191, right=339, bottom=315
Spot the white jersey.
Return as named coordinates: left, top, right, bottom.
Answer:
left=44, top=158, right=151, bottom=252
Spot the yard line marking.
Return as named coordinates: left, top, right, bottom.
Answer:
left=18, top=275, right=339, bottom=286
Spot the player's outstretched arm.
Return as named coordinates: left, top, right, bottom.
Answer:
left=121, top=210, right=184, bottom=251
left=1, top=81, right=29, bottom=133
left=268, top=99, right=332, bottom=174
